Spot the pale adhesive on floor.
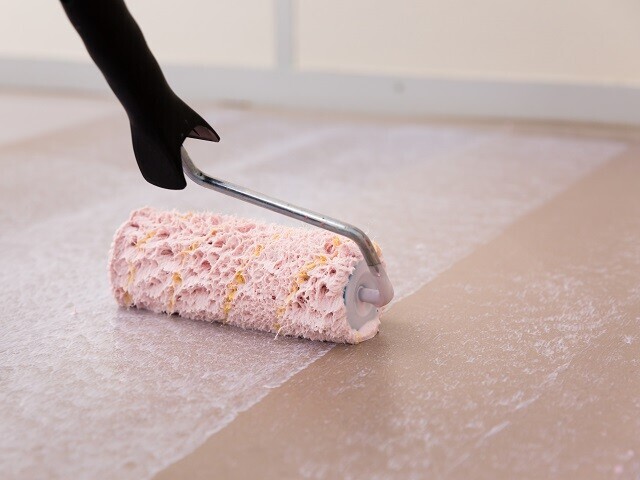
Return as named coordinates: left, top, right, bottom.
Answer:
left=110, top=207, right=382, bottom=343
left=0, top=98, right=627, bottom=480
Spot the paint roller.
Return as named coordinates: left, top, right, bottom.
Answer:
left=61, top=0, right=393, bottom=343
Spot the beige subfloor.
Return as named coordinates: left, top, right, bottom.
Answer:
left=159, top=149, right=640, bottom=480
left=1, top=90, right=639, bottom=479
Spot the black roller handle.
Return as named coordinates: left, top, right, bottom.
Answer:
left=60, top=0, right=219, bottom=190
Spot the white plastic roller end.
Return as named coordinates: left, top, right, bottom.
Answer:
left=344, top=262, right=394, bottom=330
left=357, top=266, right=394, bottom=308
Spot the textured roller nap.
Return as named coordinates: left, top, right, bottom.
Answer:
left=109, top=207, right=385, bottom=343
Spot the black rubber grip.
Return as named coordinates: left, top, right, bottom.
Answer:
left=60, top=0, right=219, bottom=190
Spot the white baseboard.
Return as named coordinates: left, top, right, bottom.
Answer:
left=1, top=57, right=639, bottom=125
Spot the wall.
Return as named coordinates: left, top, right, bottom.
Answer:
left=296, top=0, right=640, bottom=86
left=0, top=0, right=275, bottom=68
left=0, top=0, right=638, bottom=123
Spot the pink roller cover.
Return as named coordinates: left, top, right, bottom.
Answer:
left=108, top=207, right=386, bottom=343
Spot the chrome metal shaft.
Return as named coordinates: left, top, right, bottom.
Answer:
left=181, top=147, right=382, bottom=269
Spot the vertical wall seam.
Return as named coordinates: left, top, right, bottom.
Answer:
left=276, top=0, right=294, bottom=71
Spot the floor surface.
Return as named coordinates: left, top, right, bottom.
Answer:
left=1, top=90, right=639, bottom=479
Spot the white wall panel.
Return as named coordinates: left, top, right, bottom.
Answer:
left=0, top=0, right=276, bottom=68
left=296, top=0, right=640, bottom=85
